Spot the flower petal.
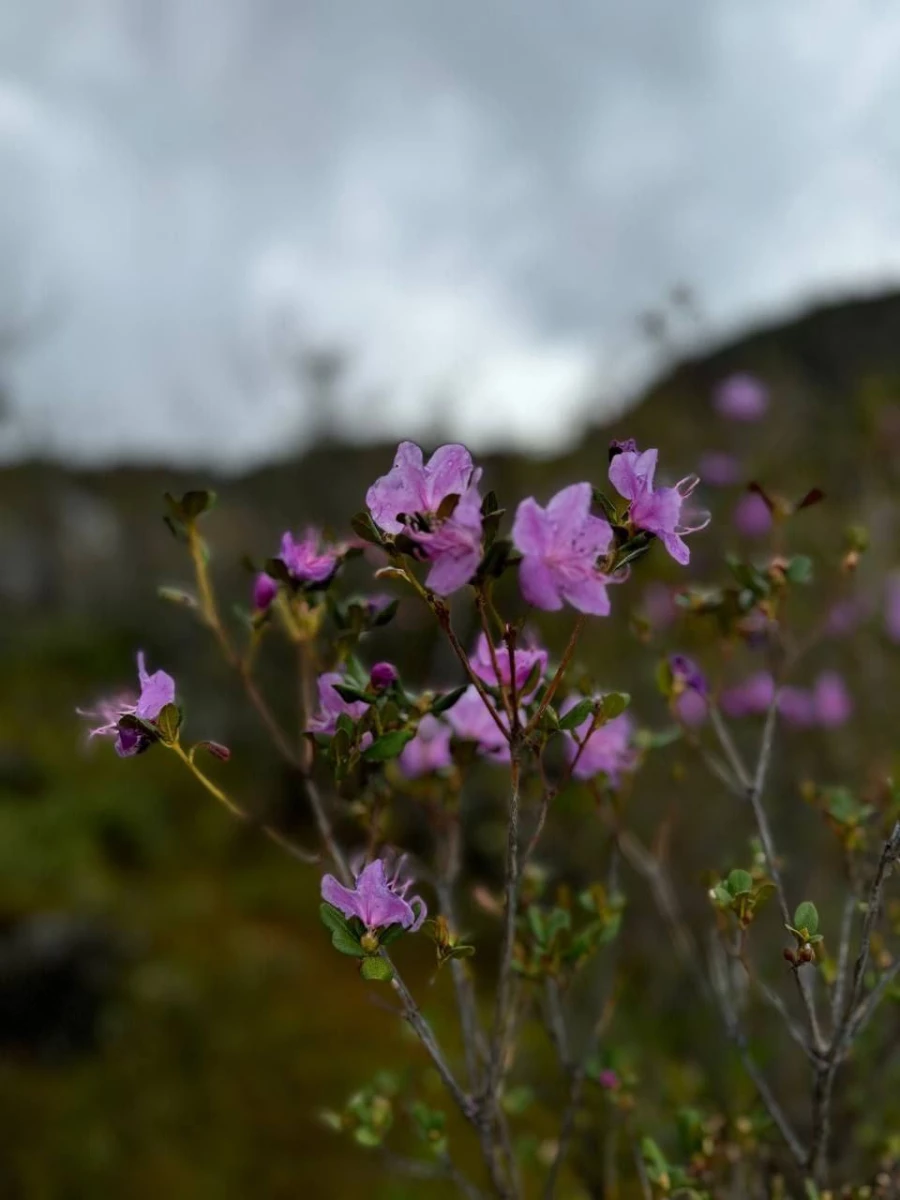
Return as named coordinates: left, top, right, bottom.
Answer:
left=519, top=556, right=563, bottom=610
left=546, top=482, right=592, bottom=540
left=511, top=497, right=549, bottom=557
left=423, top=443, right=475, bottom=507
left=561, top=572, right=611, bottom=616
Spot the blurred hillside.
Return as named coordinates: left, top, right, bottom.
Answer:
left=3, top=288, right=900, bottom=1196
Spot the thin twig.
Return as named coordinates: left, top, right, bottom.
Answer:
left=831, top=893, right=857, bottom=1032
left=486, top=751, right=523, bottom=1101
left=526, top=614, right=586, bottom=735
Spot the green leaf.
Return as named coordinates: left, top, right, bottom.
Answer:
left=350, top=511, right=384, bottom=545
left=726, top=868, right=753, bottom=897
left=558, top=698, right=594, bottom=731
left=353, top=1126, right=384, bottom=1147
left=786, top=555, right=814, bottom=584
left=157, top=586, right=198, bottom=608
left=431, top=684, right=468, bottom=714
left=591, top=487, right=619, bottom=522
left=181, top=489, right=216, bottom=519
left=155, top=703, right=183, bottom=745
left=333, top=683, right=374, bottom=705
left=527, top=906, right=546, bottom=944
left=378, top=923, right=407, bottom=947
left=712, top=884, right=733, bottom=908
left=371, top=598, right=399, bottom=627
left=633, top=726, right=682, bottom=750
left=655, top=657, right=675, bottom=697
left=319, top=902, right=354, bottom=938
left=360, top=956, right=395, bottom=982
left=362, top=728, right=416, bottom=762
left=331, top=927, right=367, bottom=957
left=445, top=944, right=475, bottom=960
left=601, top=692, right=631, bottom=720
left=794, top=901, right=819, bottom=937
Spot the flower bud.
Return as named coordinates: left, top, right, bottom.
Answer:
left=598, top=1069, right=620, bottom=1090
left=360, top=931, right=380, bottom=954
left=253, top=572, right=278, bottom=612
left=369, top=662, right=398, bottom=692
left=783, top=947, right=797, bottom=966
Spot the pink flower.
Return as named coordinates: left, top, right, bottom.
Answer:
left=714, top=373, right=769, bottom=421
left=733, top=492, right=772, bottom=538
left=720, top=672, right=775, bottom=718
left=778, top=686, right=816, bottom=727
left=813, top=672, right=852, bottom=727
left=698, top=451, right=741, bottom=487
left=78, top=651, right=176, bottom=758
left=321, top=856, right=426, bottom=932
left=445, top=686, right=517, bottom=762
left=608, top=445, right=708, bottom=566
left=410, top=484, right=484, bottom=596
left=674, top=689, right=708, bottom=726
left=398, top=715, right=453, bottom=778
left=512, top=483, right=615, bottom=614
left=307, top=672, right=371, bottom=735
left=366, top=441, right=481, bottom=535
left=640, top=582, right=678, bottom=630
left=369, top=662, right=398, bottom=692
left=561, top=696, right=635, bottom=784
left=279, top=528, right=339, bottom=585
left=470, top=633, right=548, bottom=701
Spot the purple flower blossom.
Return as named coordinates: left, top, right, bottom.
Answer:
left=410, top=484, right=484, bottom=596
left=279, top=528, right=340, bottom=585
left=369, top=662, right=398, bottom=692
left=608, top=445, right=708, bottom=566
left=720, top=672, right=776, bottom=718
left=253, top=572, right=278, bottom=611
left=445, top=686, right=517, bottom=762
left=813, top=672, right=852, bottom=727
left=321, top=856, right=426, bottom=933
left=714, top=373, right=769, bottom=421
left=674, top=689, right=708, bottom=727
left=366, top=441, right=481, bottom=535
left=733, top=492, right=772, bottom=538
left=698, top=451, right=741, bottom=487
left=78, top=651, right=176, bottom=757
left=778, top=686, right=816, bottom=727
left=512, top=483, right=615, bottom=615
left=471, top=633, right=548, bottom=701
left=398, top=715, right=454, bottom=778
left=669, top=654, right=707, bottom=695
left=560, top=696, right=635, bottom=785
left=597, top=1069, right=620, bottom=1090
left=307, top=672, right=371, bottom=735
left=886, top=572, right=900, bottom=643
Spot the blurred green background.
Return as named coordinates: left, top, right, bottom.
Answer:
left=4, top=293, right=900, bottom=1195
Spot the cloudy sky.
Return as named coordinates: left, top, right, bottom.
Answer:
left=1, top=0, right=899, bottom=468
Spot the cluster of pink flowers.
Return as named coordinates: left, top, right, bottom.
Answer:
left=365, top=438, right=706, bottom=610
left=720, top=670, right=852, bottom=728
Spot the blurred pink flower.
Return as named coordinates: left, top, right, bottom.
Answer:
left=714, top=373, right=769, bottom=421
left=698, top=451, right=740, bottom=487
left=733, top=492, right=772, bottom=538
left=813, top=672, right=852, bottom=727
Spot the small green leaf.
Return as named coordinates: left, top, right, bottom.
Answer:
left=431, top=684, right=468, bottom=715
left=350, top=511, right=384, bottom=545
left=320, top=902, right=353, bottom=937
left=559, top=698, right=594, bottom=731
left=445, top=943, right=475, bottom=960
left=600, top=692, right=631, bottom=720
left=157, top=586, right=198, bottom=608
left=155, top=703, right=183, bottom=745
left=331, top=927, right=367, bottom=957
left=633, top=726, right=682, bottom=750
left=726, top=868, right=753, bottom=897
left=378, top=923, right=407, bottom=947
left=591, top=487, right=619, bottom=522
left=712, top=884, right=733, bottom=907
left=353, top=1126, right=384, bottom=1147
left=794, top=901, right=819, bottom=937
left=786, top=555, right=813, bottom=585
left=360, top=956, right=395, bottom=982
left=181, top=489, right=216, bottom=519
left=333, top=683, right=374, bottom=705
left=362, top=728, right=416, bottom=762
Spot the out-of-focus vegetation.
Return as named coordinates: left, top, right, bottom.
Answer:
left=4, top=290, right=900, bottom=1196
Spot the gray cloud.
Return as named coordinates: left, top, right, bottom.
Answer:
left=0, top=0, right=897, bottom=467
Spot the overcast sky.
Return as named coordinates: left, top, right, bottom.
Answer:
left=1, top=0, right=899, bottom=468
